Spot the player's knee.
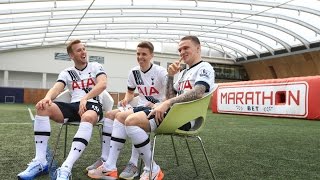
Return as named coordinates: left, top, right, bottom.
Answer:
left=81, top=113, right=97, bottom=123
left=124, top=115, right=138, bottom=126
left=115, top=111, right=127, bottom=122
left=105, top=110, right=115, bottom=119
left=105, top=109, right=119, bottom=119
left=36, top=107, right=51, bottom=116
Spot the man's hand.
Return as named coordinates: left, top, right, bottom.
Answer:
left=145, top=102, right=155, bottom=108
left=119, top=98, right=129, bottom=107
left=78, top=98, right=88, bottom=116
left=148, top=100, right=171, bottom=125
left=168, top=57, right=183, bottom=76
left=35, top=98, right=53, bottom=110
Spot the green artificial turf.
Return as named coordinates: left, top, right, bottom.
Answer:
left=1, top=103, right=319, bottom=180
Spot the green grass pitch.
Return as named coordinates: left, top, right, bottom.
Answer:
left=1, top=103, right=319, bottom=180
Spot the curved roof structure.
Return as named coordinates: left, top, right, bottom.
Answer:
left=1, top=0, right=320, bottom=63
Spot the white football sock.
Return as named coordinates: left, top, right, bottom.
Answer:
left=101, top=118, right=113, bottom=161
left=126, top=126, right=158, bottom=172
left=61, top=122, right=93, bottom=171
left=34, top=115, right=51, bottom=165
left=105, top=119, right=127, bottom=170
left=128, top=144, right=139, bottom=167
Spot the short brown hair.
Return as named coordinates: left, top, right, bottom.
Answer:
left=67, top=39, right=82, bottom=54
left=137, top=41, right=154, bottom=53
left=181, top=35, right=200, bottom=45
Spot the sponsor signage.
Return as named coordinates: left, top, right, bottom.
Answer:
left=217, top=82, right=308, bottom=117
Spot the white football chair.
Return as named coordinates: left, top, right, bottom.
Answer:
left=50, top=89, right=114, bottom=166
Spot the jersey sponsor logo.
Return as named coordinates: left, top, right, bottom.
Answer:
left=138, top=86, right=159, bottom=96
left=178, top=80, right=192, bottom=91
left=72, top=78, right=96, bottom=90
left=177, top=80, right=193, bottom=95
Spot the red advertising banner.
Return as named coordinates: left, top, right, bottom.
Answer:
left=212, top=76, right=320, bottom=120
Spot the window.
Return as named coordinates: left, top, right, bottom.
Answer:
left=89, top=56, right=105, bottom=64
left=211, top=63, right=248, bottom=81
left=54, top=52, right=70, bottom=61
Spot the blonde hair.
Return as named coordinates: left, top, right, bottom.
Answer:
left=67, top=39, right=82, bottom=54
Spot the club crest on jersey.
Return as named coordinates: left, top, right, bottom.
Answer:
left=72, top=78, right=96, bottom=90
left=199, top=69, right=210, bottom=78
left=138, top=86, right=159, bottom=96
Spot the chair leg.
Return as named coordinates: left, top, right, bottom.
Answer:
left=196, top=136, right=216, bottom=180
left=50, top=124, right=64, bottom=168
left=138, top=157, right=143, bottom=177
left=150, top=135, right=157, bottom=180
left=98, top=123, right=103, bottom=154
left=185, top=137, right=198, bottom=176
left=170, top=135, right=179, bottom=166
left=63, top=124, right=68, bottom=158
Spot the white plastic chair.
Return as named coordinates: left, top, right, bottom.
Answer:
left=50, top=89, right=114, bottom=166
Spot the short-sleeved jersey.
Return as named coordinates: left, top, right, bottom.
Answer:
left=127, top=64, right=167, bottom=106
left=174, top=61, right=215, bottom=95
left=57, top=62, right=106, bottom=103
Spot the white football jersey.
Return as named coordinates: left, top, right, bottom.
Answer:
left=127, top=64, right=167, bottom=106
left=174, top=61, right=215, bottom=95
left=57, top=62, right=106, bottom=103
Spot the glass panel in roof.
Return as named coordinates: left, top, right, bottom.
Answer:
left=248, top=15, right=315, bottom=41
left=149, top=29, right=188, bottom=36
left=219, top=39, right=256, bottom=56
left=289, top=0, right=320, bottom=9
left=100, top=29, right=147, bottom=34
left=2, top=38, right=42, bottom=46
left=46, top=31, right=70, bottom=38
left=200, top=1, right=250, bottom=10
left=115, top=17, right=167, bottom=23
left=132, top=0, right=195, bottom=6
left=183, top=10, right=236, bottom=18
left=44, top=37, right=68, bottom=42
left=0, top=2, right=53, bottom=10
left=43, top=41, right=65, bottom=46
left=50, top=19, right=79, bottom=25
left=227, top=35, right=266, bottom=52
left=94, top=0, right=131, bottom=6
left=242, top=31, right=283, bottom=50
left=52, top=10, right=86, bottom=16
left=124, top=9, right=178, bottom=14
left=0, top=34, right=43, bottom=43
left=18, top=42, right=42, bottom=48
left=56, top=1, right=91, bottom=8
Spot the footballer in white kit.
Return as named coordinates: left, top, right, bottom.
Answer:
left=127, top=63, right=167, bottom=107
left=172, top=60, right=215, bottom=130
left=56, top=61, right=106, bottom=121
left=174, top=61, right=215, bottom=96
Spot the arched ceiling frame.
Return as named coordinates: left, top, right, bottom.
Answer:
left=0, top=11, right=306, bottom=53
left=0, top=24, right=263, bottom=58
left=0, top=20, right=292, bottom=53
left=0, top=0, right=319, bottom=62
left=0, top=5, right=313, bottom=47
